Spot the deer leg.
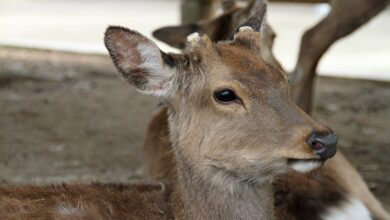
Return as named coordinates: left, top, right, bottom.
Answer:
left=289, top=0, right=389, bottom=113
left=323, top=153, right=390, bottom=220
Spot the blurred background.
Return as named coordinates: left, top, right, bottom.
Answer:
left=0, top=0, right=389, bottom=209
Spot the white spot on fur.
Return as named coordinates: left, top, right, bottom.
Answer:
left=239, top=26, right=253, bottom=32
left=322, top=197, right=372, bottom=220
left=136, top=43, right=174, bottom=96
left=186, top=32, right=200, bottom=43
left=289, top=160, right=321, bottom=173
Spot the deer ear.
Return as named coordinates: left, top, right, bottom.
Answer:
left=229, top=3, right=282, bottom=69
left=153, top=24, right=201, bottom=49
left=105, top=26, right=180, bottom=96
left=152, top=8, right=239, bottom=49
left=230, top=4, right=267, bottom=53
left=232, top=3, right=267, bottom=38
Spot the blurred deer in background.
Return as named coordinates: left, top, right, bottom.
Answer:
left=146, top=0, right=390, bottom=219
left=0, top=9, right=345, bottom=218
left=289, top=0, right=389, bottom=113
left=153, top=0, right=282, bottom=69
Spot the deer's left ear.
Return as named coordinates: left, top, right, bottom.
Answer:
left=104, top=26, right=182, bottom=96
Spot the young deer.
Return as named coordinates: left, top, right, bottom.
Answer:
left=145, top=1, right=390, bottom=219
left=1, top=11, right=341, bottom=220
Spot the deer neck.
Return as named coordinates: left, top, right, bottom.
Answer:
left=170, top=144, right=275, bottom=220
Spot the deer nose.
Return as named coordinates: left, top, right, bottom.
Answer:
left=307, top=132, right=338, bottom=160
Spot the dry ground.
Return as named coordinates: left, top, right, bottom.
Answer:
left=0, top=47, right=389, bottom=210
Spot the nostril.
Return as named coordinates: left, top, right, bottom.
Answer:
left=310, top=139, right=325, bottom=151
left=307, top=132, right=338, bottom=160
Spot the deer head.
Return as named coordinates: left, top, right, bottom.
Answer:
left=104, top=6, right=337, bottom=184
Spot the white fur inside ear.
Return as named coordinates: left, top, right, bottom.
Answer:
left=322, top=197, right=372, bottom=220
left=136, top=43, right=174, bottom=96
left=187, top=32, right=200, bottom=43
left=239, top=26, right=254, bottom=32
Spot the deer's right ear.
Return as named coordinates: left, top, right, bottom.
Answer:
left=153, top=24, right=201, bottom=49
left=153, top=9, right=238, bottom=50
left=105, top=26, right=180, bottom=96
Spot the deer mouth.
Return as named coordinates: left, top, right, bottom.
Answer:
left=287, top=158, right=323, bottom=173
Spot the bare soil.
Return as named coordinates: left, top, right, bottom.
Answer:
left=0, top=47, right=389, bottom=210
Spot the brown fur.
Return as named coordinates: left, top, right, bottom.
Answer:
left=274, top=171, right=346, bottom=220
left=143, top=107, right=173, bottom=181
left=0, top=182, right=173, bottom=220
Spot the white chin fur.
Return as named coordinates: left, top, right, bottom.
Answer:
left=289, top=160, right=322, bottom=173
left=322, top=197, right=372, bottom=220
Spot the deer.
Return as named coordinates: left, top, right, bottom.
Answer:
left=144, top=0, right=390, bottom=219
left=153, top=0, right=282, bottom=70
left=0, top=8, right=346, bottom=219
left=288, top=0, right=389, bottom=113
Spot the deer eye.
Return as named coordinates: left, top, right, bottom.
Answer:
left=214, top=89, right=238, bottom=104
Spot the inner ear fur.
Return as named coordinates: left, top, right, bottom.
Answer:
left=104, top=26, right=181, bottom=96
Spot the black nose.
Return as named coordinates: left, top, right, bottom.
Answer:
left=307, top=132, right=338, bottom=160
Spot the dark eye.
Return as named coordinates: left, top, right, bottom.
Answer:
left=214, top=89, right=238, bottom=104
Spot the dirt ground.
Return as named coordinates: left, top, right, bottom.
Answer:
left=0, top=47, right=389, bottom=210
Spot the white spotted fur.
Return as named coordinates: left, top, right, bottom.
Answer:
left=322, top=197, right=372, bottom=220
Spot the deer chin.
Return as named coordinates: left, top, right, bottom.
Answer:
left=287, top=158, right=323, bottom=173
